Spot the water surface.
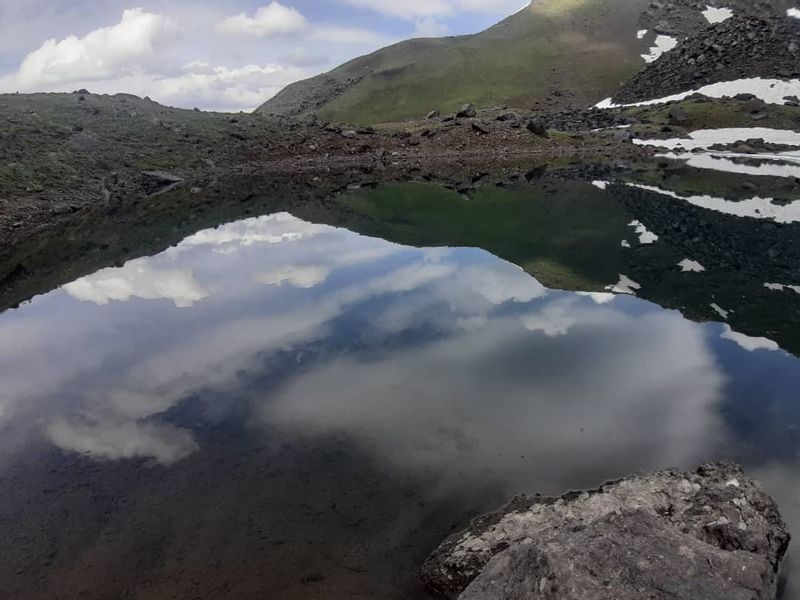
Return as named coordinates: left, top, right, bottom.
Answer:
left=2, top=168, right=800, bottom=599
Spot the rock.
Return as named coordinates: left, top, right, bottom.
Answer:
left=457, top=103, right=477, bottom=118
left=471, top=121, right=490, bottom=135
left=341, top=130, right=358, bottom=139
left=525, top=119, right=549, bottom=138
left=784, top=95, right=800, bottom=107
left=496, top=111, right=521, bottom=122
left=613, top=130, right=633, bottom=142
left=734, top=93, right=757, bottom=101
left=426, top=110, right=440, bottom=120
left=668, top=106, right=690, bottom=125
left=141, top=171, right=184, bottom=196
left=49, top=203, right=74, bottom=215
left=421, top=463, right=789, bottom=600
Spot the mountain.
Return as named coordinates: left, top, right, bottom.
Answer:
left=258, top=0, right=797, bottom=124
left=258, top=0, right=651, bottom=124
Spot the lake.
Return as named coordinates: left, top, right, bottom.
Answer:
left=1, top=158, right=800, bottom=599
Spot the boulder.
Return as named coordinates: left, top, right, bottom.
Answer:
left=457, top=103, right=477, bottom=118
left=471, top=121, right=490, bottom=135
left=668, top=106, right=690, bottom=125
left=421, top=463, right=790, bottom=600
left=141, top=171, right=184, bottom=196
left=426, top=109, right=441, bottom=120
left=525, top=119, right=549, bottom=138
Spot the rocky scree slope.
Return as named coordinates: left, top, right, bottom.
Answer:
left=614, top=14, right=800, bottom=103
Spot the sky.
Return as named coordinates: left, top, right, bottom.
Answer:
left=0, top=1, right=528, bottom=111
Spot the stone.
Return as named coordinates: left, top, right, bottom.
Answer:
left=471, top=121, right=490, bottom=135
left=341, top=130, right=358, bottom=139
left=457, top=103, right=477, bottom=118
left=422, top=463, right=789, bottom=600
left=426, top=110, right=440, bottom=120
left=141, top=171, right=184, bottom=196
left=525, top=119, right=549, bottom=138
left=668, top=106, right=689, bottom=125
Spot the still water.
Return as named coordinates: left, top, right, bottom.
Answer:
left=2, top=170, right=800, bottom=599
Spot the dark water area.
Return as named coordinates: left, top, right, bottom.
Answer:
left=2, top=163, right=800, bottom=599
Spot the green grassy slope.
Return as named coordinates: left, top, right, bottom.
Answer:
left=259, top=0, right=650, bottom=124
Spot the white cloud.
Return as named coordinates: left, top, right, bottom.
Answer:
left=154, top=61, right=307, bottom=111
left=63, top=259, right=208, bottom=308
left=520, top=299, right=577, bottom=337
left=218, top=2, right=308, bottom=37
left=0, top=8, right=173, bottom=90
left=255, top=265, right=331, bottom=288
left=47, top=418, right=199, bottom=465
left=262, top=308, right=727, bottom=485
left=310, top=25, right=390, bottom=45
left=415, top=17, right=449, bottom=37
left=338, top=0, right=528, bottom=20
left=182, top=213, right=328, bottom=250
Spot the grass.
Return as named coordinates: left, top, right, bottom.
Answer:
left=262, top=0, right=650, bottom=124
left=626, top=98, right=800, bottom=133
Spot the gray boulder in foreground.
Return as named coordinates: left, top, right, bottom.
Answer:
left=422, top=463, right=790, bottom=600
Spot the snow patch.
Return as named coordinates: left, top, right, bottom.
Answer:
left=789, top=8, right=800, bottom=18
left=637, top=29, right=649, bottom=40
left=678, top=259, right=705, bottom=273
left=710, top=303, right=730, bottom=320
left=634, top=128, right=800, bottom=151
left=621, top=240, right=632, bottom=248
left=641, top=35, right=678, bottom=63
left=597, top=78, right=800, bottom=108
left=660, top=151, right=800, bottom=179
left=629, top=220, right=659, bottom=244
left=591, top=180, right=608, bottom=190
left=720, top=325, right=780, bottom=352
left=702, top=6, right=733, bottom=23
left=627, top=183, right=800, bottom=224
left=765, top=282, right=800, bottom=295
left=606, top=275, right=641, bottom=295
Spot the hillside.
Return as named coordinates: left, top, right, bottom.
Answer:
left=258, top=0, right=653, bottom=124
left=257, top=0, right=798, bottom=124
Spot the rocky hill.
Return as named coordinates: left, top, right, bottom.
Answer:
left=614, top=14, right=800, bottom=103
left=258, top=0, right=798, bottom=124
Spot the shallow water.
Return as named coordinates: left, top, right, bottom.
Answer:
left=2, top=168, right=800, bottom=598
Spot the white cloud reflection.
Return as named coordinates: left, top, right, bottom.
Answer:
left=63, top=260, right=208, bottom=308
left=0, top=211, right=730, bottom=476
left=261, top=306, right=727, bottom=486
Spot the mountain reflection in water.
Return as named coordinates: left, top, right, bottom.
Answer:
left=1, top=180, right=800, bottom=599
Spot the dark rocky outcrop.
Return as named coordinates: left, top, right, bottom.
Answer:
left=422, top=463, right=790, bottom=600
left=615, top=15, right=800, bottom=103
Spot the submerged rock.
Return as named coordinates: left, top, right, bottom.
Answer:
left=421, top=463, right=789, bottom=600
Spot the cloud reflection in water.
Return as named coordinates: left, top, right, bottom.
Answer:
left=0, top=211, right=732, bottom=482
